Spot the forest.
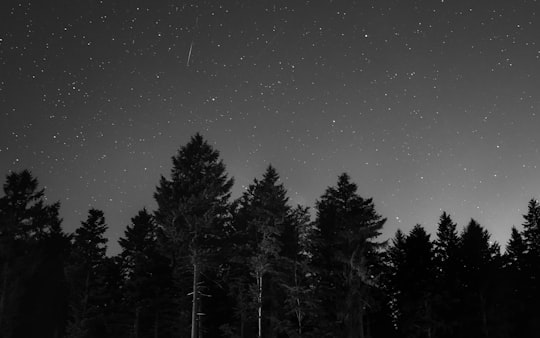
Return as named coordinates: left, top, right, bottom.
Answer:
left=1, top=133, right=539, bottom=338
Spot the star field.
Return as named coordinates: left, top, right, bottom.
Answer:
left=1, top=0, right=540, bottom=253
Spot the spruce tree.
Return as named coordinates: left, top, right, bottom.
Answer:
left=503, top=226, right=528, bottom=337
left=280, top=205, right=317, bottom=337
left=457, top=219, right=501, bottom=338
left=119, top=208, right=174, bottom=338
left=433, top=212, right=461, bottom=338
left=514, top=200, right=540, bottom=336
left=0, top=170, right=69, bottom=337
left=154, top=133, right=233, bottom=338
left=66, top=208, right=109, bottom=338
left=228, top=165, right=290, bottom=337
left=311, top=173, right=385, bottom=337
left=399, top=225, right=436, bottom=338
left=384, top=229, right=406, bottom=333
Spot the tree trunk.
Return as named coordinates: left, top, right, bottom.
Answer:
left=258, top=271, right=263, bottom=338
left=83, top=270, right=90, bottom=315
left=240, top=312, right=245, bottom=338
left=134, top=306, right=141, bottom=338
left=0, top=261, right=8, bottom=330
left=358, top=310, right=365, bottom=338
left=191, top=261, right=199, bottom=338
left=154, top=311, right=159, bottom=338
left=294, top=263, right=303, bottom=336
left=480, top=293, right=489, bottom=338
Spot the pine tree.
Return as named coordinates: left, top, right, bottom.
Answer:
left=311, top=173, right=385, bottom=337
left=154, top=133, right=233, bottom=338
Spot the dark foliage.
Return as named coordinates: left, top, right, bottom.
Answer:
left=1, top=136, right=538, bottom=338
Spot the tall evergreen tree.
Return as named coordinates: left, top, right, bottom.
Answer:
left=503, top=226, right=528, bottom=337
left=398, top=225, right=436, bottom=338
left=311, top=173, right=385, bottom=338
left=505, top=227, right=526, bottom=268
left=119, top=208, right=175, bottom=338
left=433, top=212, right=461, bottom=338
left=66, top=208, right=109, bottom=338
left=512, top=200, right=540, bottom=336
left=457, top=219, right=501, bottom=338
left=154, top=133, right=233, bottom=338
left=280, top=205, right=317, bottom=337
left=227, top=165, right=290, bottom=338
left=384, top=229, right=406, bottom=333
left=0, top=170, right=69, bottom=338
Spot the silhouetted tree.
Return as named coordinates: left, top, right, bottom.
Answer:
left=399, top=225, right=436, bottom=338
left=502, top=226, right=528, bottom=337
left=66, top=208, right=109, bottom=338
left=456, top=219, right=501, bottom=338
left=119, top=208, right=175, bottom=338
left=280, top=205, right=317, bottom=337
left=509, top=199, right=540, bottom=336
left=227, top=165, right=290, bottom=338
left=0, top=170, right=69, bottom=338
left=433, top=212, right=461, bottom=338
left=154, top=133, right=233, bottom=338
left=311, top=173, right=385, bottom=338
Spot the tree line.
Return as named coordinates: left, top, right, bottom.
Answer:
left=1, top=133, right=539, bottom=338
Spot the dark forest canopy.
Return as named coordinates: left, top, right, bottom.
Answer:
left=1, top=134, right=540, bottom=338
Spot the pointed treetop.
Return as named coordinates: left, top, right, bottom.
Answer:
left=408, top=224, right=431, bottom=241
left=522, top=199, right=540, bottom=248
left=393, top=229, right=406, bottom=246
left=505, top=226, right=526, bottom=262
left=435, top=212, right=459, bottom=246
left=2, top=169, right=44, bottom=203
left=119, top=208, right=155, bottom=254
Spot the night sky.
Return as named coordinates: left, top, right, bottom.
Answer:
left=2, top=0, right=539, bottom=254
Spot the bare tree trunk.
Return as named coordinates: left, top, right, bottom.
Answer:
left=257, top=271, right=263, bottom=338
left=154, top=311, right=159, bottom=338
left=191, top=261, right=199, bottom=338
left=134, top=306, right=141, bottom=338
left=83, top=271, right=90, bottom=315
left=358, top=309, right=365, bottom=338
left=480, top=293, right=489, bottom=338
left=240, top=312, right=245, bottom=338
left=0, top=261, right=8, bottom=330
left=293, top=262, right=303, bottom=336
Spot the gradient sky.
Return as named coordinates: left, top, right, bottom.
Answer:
left=1, top=0, right=539, bottom=254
